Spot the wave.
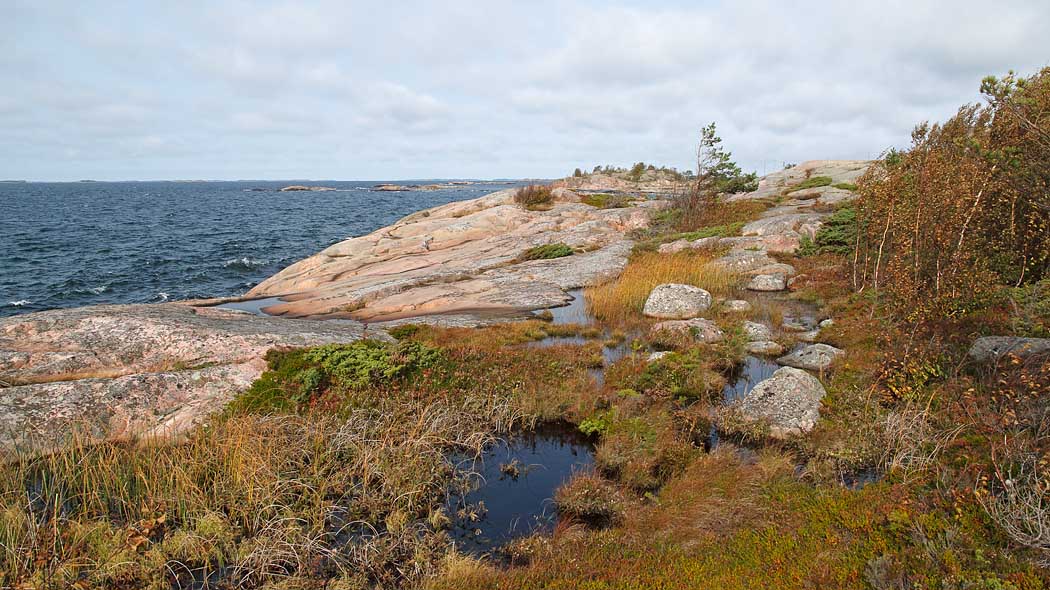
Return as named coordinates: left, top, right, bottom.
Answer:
left=6, top=300, right=31, bottom=307
left=223, top=257, right=269, bottom=270
left=156, top=292, right=170, bottom=302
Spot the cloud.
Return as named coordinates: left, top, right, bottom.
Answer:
left=3, top=0, right=1050, bottom=180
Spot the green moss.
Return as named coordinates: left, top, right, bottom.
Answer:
left=833, top=182, right=858, bottom=191
left=518, top=243, right=575, bottom=261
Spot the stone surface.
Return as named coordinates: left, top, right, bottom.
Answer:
left=819, top=318, right=834, bottom=328
left=725, top=160, right=870, bottom=203
left=777, top=343, right=844, bottom=372
left=642, top=284, right=713, bottom=319
left=248, top=187, right=654, bottom=321
left=747, top=274, right=788, bottom=292
left=743, top=321, right=773, bottom=342
left=736, top=367, right=826, bottom=437
left=723, top=299, right=752, bottom=313
left=797, top=329, right=821, bottom=343
left=746, top=341, right=785, bottom=356
left=0, top=304, right=381, bottom=455
left=968, top=337, right=1050, bottom=363
left=657, top=236, right=719, bottom=254
left=650, top=318, right=724, bottom=343
left=648, top=351, right=672, bottom=362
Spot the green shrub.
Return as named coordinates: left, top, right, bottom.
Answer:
left=787, top=176, right=833, bottom=192
left=514, top=184, right=554, bottom=210
left=581, top=193, right=632, bottom=209
left=832, top=182, right=858, bottom=191
left=518, top=243, right=574, bottom=261
left=798, top=206, right=856, bottom=256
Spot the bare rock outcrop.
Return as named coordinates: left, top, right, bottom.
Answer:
left=247, top=188, right=653, bottom=321
left=0, top=304, right=380, bottom=455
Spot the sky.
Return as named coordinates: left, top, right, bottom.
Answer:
left=5, top=1, right=1050, bottom=181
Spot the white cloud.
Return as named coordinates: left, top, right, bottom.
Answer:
left=3, top=0, right=1050, bottom=180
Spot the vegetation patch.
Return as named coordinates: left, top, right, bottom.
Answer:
left=786, top=175, right=833, bottom=192
left=517, top=242, right=574, bottom=261
left=513, top=184, right=554, bottom=210
left=832, top=182, right=858, bottom=191
left=797, top=206, right=857, bottom=256
left=580, top=192, right=633, bottom=209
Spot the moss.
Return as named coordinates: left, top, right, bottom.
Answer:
left=518, top=243, right=575, bottom=261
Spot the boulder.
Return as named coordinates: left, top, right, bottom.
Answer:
left=968, top=337, right=1050, bottom=363
left=648, top=351, right=672, bottom=362
left=723, top=299, right=752, bottom=313
left=746, top=341, right=785, bottom=356
left=650, top=318, right=724, bottom=344
left=642, top=284, right=713, bottom=319
left=736, top=367, right=826, bottom=437
left=743, top=321, right=773, bottom=342
left=747, top=274, right=787, bottom=292
left=777, top=343, right=844, bottom=372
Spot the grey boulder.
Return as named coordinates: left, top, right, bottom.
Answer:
left=737, top=367, right=826, bottom=437
left=643, top=283, right=712, bottom=319
left=968, top=337, right=1050, bottom=363
left=777, top=343, right=844, bottom=372
left=747, top=274, right=787, bottom=292
left=650, top=318, right=724, bottom=343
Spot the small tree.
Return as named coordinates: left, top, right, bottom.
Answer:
left=573, top=168, right=583, bottom=177
left=671, top=123, right=758, bottom=231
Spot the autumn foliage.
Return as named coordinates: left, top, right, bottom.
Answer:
left=852, top=68, right=1050, bottom=322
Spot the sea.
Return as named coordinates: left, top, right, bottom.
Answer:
left=0, top=180, right=525, bottom=318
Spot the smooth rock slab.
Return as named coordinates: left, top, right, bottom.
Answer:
left=747, top=274, right=788, bottom=292
left=968, top=337, right=1050, bottom=363
left=643, top=284, right=713, bottom=319
left=777, top=343, right=844, bottom=372
left=649, top=318, right=724, bottom=343
left=737, top=367, right=826, bottom=437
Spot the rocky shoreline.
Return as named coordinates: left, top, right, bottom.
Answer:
left=6, top=158, right=1018, bottom=458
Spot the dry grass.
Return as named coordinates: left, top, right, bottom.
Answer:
left=512, top=184, right=554, bottom=211
left=585, top=250, right=738, bottom=326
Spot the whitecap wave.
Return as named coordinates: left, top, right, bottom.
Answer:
left=7, top=300, right=31, bottom=306
left=223, top=257, right=269, bottom=270
left=156, top=292, right=169, bottom=302
left=88, top=285, right=109, bottom=295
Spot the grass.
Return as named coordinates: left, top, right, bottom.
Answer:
left=584, top=250, right=738, bottom=325
left=832, top=182, right=858, bottom=191
left=517, top=242, right=574, bottom=261
left=513, top=184, right=554, bottom=211
left=581, top=193, right=633, bottom=209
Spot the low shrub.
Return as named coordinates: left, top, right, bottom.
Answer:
left=833, top=182, right=858, bottom=191
left=786, top=176, right=833, bottom=192
left=514, top=184, right=554, bottom=210
left=797, top=206, right=857, bottom=256
left=581, top=193, right=632, bottom=209
left=554, top=472, right=626, bottom=525
left=518, top=243, right=574, bottom=261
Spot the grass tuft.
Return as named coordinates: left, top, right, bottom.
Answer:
left=513, top=184, right=554, bottom=210
left=517, top=243, right=574, bottom=261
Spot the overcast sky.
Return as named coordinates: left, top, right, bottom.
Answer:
left=6, top=1, right=1050, bottom=181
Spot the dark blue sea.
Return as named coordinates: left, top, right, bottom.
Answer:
left=0, top=180, right=523, bottom=318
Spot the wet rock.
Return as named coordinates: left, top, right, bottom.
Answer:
left=650, top=318, right=724, bottom=343
left=642, top=284, right=713, bottom=319
left=0, top=303, right=380, bottom=456
left=747, top=274, right=787, bottom=292
left=746, top=341, right=785, bottom=356
left=968, top=337, right=1050, bottom=363
left=737, top=367, right=826, bottom=437
left=723, top=299, right=752, bottom=313
left=777, top=343, right=844, bottom=372
left=743, top=321, right=773, bottom=342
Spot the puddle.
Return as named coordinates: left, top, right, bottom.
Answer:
left=721, top=355, right=781, bottom=403
left=447, top=425, right=594, bottom=555
left=214, top=296, right=285, bottom=315
left=540, top=288, right=595, bottom=325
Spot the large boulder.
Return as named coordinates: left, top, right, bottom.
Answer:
left=968, top=337, right=1050, bottom=363
left=747, top=274, right=788, bottom=292
left=650, top=318, right=724, bottom=344
left=743, top=321, right=773, bottom=342
left=642, top=284, right=713, bottom=319
left=0, top=303, right=380, bottom=456
left=777, top=343, right=844, bottom=372
left=736, top=367, right=826, bottom=437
